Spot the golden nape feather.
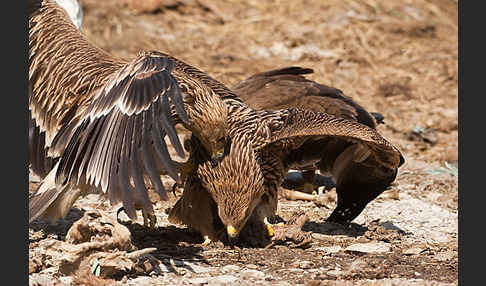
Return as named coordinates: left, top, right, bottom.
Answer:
left=232, top=66, right=384, bottom=129
left=231, top=66, right=390, bottom=206
left=169, top=135, right=265, bottom=242
left=28, top=0, right=238, bottom=224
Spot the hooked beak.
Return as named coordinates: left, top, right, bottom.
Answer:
left=210, top=148, right=225, bottom=165
left=226, top=225, right=238, bottom=241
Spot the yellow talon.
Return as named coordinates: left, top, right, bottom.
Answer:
left=266, top=224, right=275, bottom=237
left=264, top=218, right=275, bottom=237
left=202, top=236, right=212, bottom=246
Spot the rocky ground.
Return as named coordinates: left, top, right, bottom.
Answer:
left=29, top=0, right=458, bottom=285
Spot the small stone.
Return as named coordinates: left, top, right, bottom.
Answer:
left=290, top=260, right=313, bottom=269
left=435, top=250, right=455, bottom=261
left=240, top=269, right=265, bottom=280
left=209, top=275, right=238, bottom=285
left=246, top=264, right=258, bottom=269
left=221, top=265, right=240, bottom=272
left=188, top=277, right=209, bottom=285
left=403, top=247, right=425, bottom=255
left=348, top=258, right=367, bottom=272
left=128, top=277, right=152, bottom=285
left=327, top=269, right=343, bottom=277
left=345, top=242, right=391, bottom=254
left=285, top=268, right=304, bottom=273
left=31, top=274, right=56, bottom=286
left=58, top=276, right=73, bottom=286
left=316, top=245, right=342, bottom=254
left=185, top=262, right=211, bottom=274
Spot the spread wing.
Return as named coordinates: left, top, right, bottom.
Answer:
left=261, top=108, right=404, bottom=171
left=232, top=66, right=378, bottom=129
left=51, top=54, right=188, bottom=219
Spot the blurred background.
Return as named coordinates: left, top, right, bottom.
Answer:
left=82, top=0, right=458, bottom=168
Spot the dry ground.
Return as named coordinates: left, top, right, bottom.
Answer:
left=29, top=0, right=458, bottom=285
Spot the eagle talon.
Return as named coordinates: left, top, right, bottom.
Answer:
left=264, top=217, right=275, bottom=237
left=201, top=235, right=212, bottom=246
left=143, top=211, right=157, bottom=229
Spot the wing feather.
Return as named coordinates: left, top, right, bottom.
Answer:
left=48, top=54, right=188, bottom=210
left=264, top=108, right=403, bottom=168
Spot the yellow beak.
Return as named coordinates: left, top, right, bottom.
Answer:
left=227, top=225, right=238, bottom=238
left=211, top=148, right=225, bottom=163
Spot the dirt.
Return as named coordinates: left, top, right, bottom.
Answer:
left=29, top=0, right=458, bottom=285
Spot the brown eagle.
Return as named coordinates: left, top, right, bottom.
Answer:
left=28, top=0, right=238, bottom=226
left=232, top=66, right=386, bottom=198
left=169, top=95, right=404, bottom=241
left=168, top=135, right=266, bottom=245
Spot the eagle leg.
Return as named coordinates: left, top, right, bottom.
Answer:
left=117, top=207, right=157, bottom=229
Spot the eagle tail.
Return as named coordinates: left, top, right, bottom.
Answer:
left=167, top=197, right=185, bottom=225
left=29, top=162, right=82, bottom=223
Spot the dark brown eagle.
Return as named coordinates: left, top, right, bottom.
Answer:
left=28, top=0, right=239, bottom=226
left=169, top=94, right=404, bottom=241
left=232, top=66, right=386, bottom=198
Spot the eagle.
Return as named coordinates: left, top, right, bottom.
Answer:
left=169, top=95, right=405, bottom=241
left=168, top=135, right=266, bottom=245
left=28, top=0, right=238, bottom=226
left=232, top=66, right=386, bottom=199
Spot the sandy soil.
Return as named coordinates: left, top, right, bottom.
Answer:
left=29, top=0, right=458, bottom=285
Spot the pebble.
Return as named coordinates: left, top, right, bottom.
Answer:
left=240, top=269, right=265, bottom=280
left=316, top=245, right=342, bottom=255
left=285, top=268, right=304, bottom=273
left=345, top=242, right=392, bottom=254
left=403, top=247, right=426, bottom=255
left=209, top=275, right=238, bottom=285
left=327, top=269, right=343, bottom=277
left=30, top=274, right=55, bottom=286
left=58, top=277, right=73, bottom=286
left=185, top=262, right=212, bottom=274
left=435, top=250, right=455, bottom=261
left=290, top=260, right=313, bottom=269
left=188, top=277, right=210, bottom=285
left=246, top=264, right=258, bottom=269
left=348, top=258, right=367, bottom=272
left=221, top=265, right=240, bottom=272
left=127, top=276, right=153, bottom=285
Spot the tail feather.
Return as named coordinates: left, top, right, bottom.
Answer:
left=29, top=162, right=64, bottom=223
left=167, top=197, right=185, bottom=225
left=29, top=162, right=87, bottom=223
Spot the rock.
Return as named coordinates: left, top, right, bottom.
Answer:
left=240, top=269, right=265, bottom=280
left=209, top=275, right=238, bottom=285
left=58, top=276, right=73, bottom=286
left=246, top=264, right=258, bottom=269
left=285, top=268, right=304, bottom=273
left=315, top=245, right=342, bottom=255
left=221, top=265, right=240, bottom=272
left=30, top=274, right=56, bottom=286
left=290, top=260, right=314, bottom=269
left=184, top=262, right=211, bottom=274
left=187, top=277, right=210, bottom=285
left=327, top=269, right=343, bottom=277
left=435, top=250, right=455, bottom=261
left=348, top=258, right=367, bottom=272
left=127, top=277, right=153, bottom=285
left=403, top=247, right=426, bottom=255
left=345, top=242, right=391, bottom=254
